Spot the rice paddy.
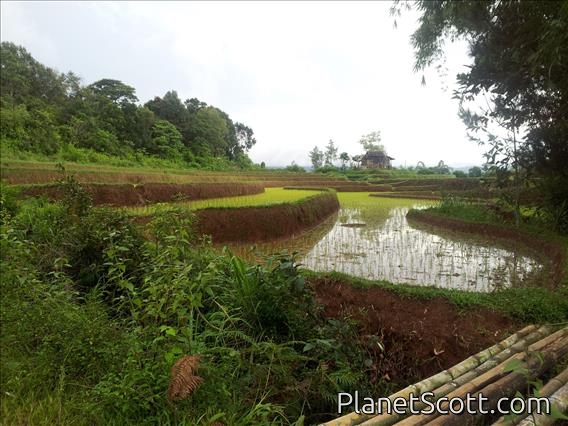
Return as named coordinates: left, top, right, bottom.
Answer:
left=228, top=193, right=544, bottom=292
left=125, top=187, right=324, bottom=216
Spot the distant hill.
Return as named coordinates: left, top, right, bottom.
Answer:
left=0, top=41, right=257, bottom=170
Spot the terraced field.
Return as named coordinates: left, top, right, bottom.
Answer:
left=2, top=160, right=486, bottom=197
left=3, top=161, right=565, bottom=426
left=126, top=188, right=324, bottom=216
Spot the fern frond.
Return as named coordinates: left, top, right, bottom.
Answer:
left=167, top=355, right=203, bottom=402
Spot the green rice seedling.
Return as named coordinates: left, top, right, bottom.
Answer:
left=126, top=188, right=323, bottom=216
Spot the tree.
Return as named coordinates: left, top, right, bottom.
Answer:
left=65, top=113, right=121, bottom=155
left=351, top=154, right=363, bottom=168
left=286, top=161, right=305, bottom=172
left=0, top=42, right=258, bottom=168
left=189, top=107, right=230, bottom=157
left=308, top=146, right=324, bottom=170
left=184, top=97, right=207, bottom=115
left=358, top=131, right=385, bottom=152
left=149, top=119, right=184, bottom=159
left=403, top=0, right=568, bottom=231
left=234, top=122, right=256, bottom=152
left=83, top=79, right=140, bottom=150
left=324, top=139, right=338, bottom=167
left=435, top=160, right=450, bottom=174
left=147, top=93, right=255, bottom=161
left=145, top=91, right=190, bottom=142
left=339, top=152, right=350, bottom=169
left=468, top=166, right=482, bottom=178
left=130, top=106, right=156, bottom=152
left=87, top=79, right=138, bottom=106
left=0, top=42, right=67, bottom=106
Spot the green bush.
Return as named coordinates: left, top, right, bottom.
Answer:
left=0, top=223, right=131, bottom=424
left=1, top=178, right=382, bottom=424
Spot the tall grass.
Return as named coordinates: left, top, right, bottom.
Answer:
left=431, top=194, right=499, bottom=223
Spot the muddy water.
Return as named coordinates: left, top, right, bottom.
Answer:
left=228, top=195, right=542, bottom=292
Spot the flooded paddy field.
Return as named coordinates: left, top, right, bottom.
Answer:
left=229, top=193, right=543, bottom=292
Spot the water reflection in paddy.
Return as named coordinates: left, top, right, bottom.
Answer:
left=227, top=196, right=542, bottom=292
left=301, top=206, right=541, bottom=292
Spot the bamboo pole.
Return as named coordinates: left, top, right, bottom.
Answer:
left=393, top=329, right=568, bottom=425
left=537, top=367, right=568, bottom=397
left=420, top=334, right=568, bottom=426
left=516, top=381, right=568, bottom=426
left=319, top=325, right=540, bottom=426
left=359, top=326, right=553, bottom=426
left=527, top=327, right=568, bottom=352
left=394, top=352, right=528, bottom=426
left=492, top=367, right=568, bottom=426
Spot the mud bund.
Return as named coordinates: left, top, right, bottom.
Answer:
left=21, top=183, right=265, bottom=206
left=195, top=191, right=340, bottom=243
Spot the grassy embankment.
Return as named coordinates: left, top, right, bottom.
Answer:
left=0, top=142, right=248, bottom=172
left=0, top=159, right=304, bottom=184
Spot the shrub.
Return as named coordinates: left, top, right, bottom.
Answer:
left=1, top=177, right=380, bottom=424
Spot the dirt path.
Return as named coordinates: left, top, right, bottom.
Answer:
left=311, top=276, right=518, bottom=386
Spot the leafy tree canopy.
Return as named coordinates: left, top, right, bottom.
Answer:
left=404, top=1, right=567, bottom=174
left=324, top=139, right=338, bottom=167
left=309, top=146, right=324, bottom=170
left=87, top=79, right=138, bottom=105
left=359, top=131, right=385, bottom=152
left=1, top=42, right=65, bottom=105
left=145, top=91, right=191, bottom=140
left=0, top=42, right=257, bottom=168
left=401, top=0, right=568, bottom=231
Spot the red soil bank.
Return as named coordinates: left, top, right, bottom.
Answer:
left=195, top=192, right=340, bottom=243
left=311, top=275, right=517, bottom=383
left=284, top=184, right=393, bottom=192
left=370, top=192, right=442, bottom=200
left=392, top=178, right=482, bottom=189
left=21, top=183, right=265, bottom=206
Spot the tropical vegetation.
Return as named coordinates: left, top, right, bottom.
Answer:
left=1, top=42, right=256, bottom=170
left=395, top=0, right=568, bottom=233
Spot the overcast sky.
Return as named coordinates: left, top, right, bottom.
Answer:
left=1, top=1, right=486, bottom=168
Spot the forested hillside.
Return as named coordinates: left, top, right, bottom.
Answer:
left=0, top=42, right=256, bottom=169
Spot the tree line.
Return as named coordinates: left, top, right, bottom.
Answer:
left=0, top=42, right=256, bottom=167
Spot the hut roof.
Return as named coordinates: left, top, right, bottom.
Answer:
left=363, top=151, right=395, bottom=160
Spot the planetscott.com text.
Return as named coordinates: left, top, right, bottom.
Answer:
left=337, top=391, right=551, bottom=416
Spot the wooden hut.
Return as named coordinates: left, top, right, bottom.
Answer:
left=362, top=151, right=394, bottom=169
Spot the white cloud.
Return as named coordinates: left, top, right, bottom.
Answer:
left=0, top=1, right=486, bottom=168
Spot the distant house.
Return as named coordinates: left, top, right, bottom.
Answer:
left=362, top=151, right=394, bottom=169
